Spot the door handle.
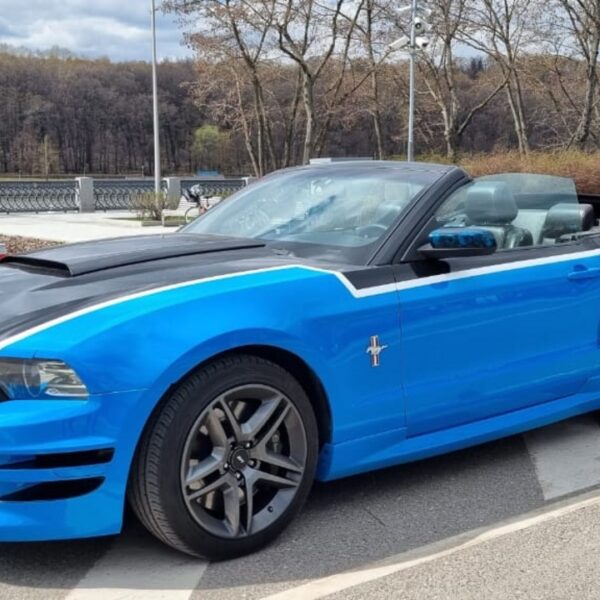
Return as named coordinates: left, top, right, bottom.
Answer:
left=568, top=267, right=600, bottom=281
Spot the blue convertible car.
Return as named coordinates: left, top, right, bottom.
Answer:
left=1, top=160, right=599, bottom=559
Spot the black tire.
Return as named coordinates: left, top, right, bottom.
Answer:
left=128, top=354, right=319, bottom=559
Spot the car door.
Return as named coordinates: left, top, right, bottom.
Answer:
left=395, top=174, right=600, bottom=437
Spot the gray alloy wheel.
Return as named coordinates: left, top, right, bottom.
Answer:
left=180, top=384, right=307, bottom=539
left=128, top=354, right=318, bottom=559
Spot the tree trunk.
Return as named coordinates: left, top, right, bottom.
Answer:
left=301, top=72, right=315, bottom=165
left=574, top=35, right=600, bottom=150
left=283, top=69, right=302, bottom=168
left=505, top=76, right=530, bottom=155
left=445, top=125, right=459, bottom=162
left=371, top=71, right=384, bottom=159
left=234, top=75, right=261, bottom=177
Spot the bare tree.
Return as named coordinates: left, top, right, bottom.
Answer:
left=462, top=0, right=537, bottom=154
left=417, top=0, right=508, bottom=160
left=352, top=0, right=395, bottom=158
left=557, top=0, right=600, bottom=149
left=166, top=0, right=279, bottom=175
left=274, top=0, right=348, bottom=164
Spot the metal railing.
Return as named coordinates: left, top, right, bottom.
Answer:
left=0, top=177, right=248, bottom=213
left=93, top=180, right=159, bottom=211
left=181, top=179, right=246, bottom=199
left=0, top=181, right=78, bottom=213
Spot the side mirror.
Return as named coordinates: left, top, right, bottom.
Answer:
left=419, top=227, right=497, bottom=259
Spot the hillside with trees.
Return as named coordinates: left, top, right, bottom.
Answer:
left=0, top=50, right=204, bottom=176
left=0, top=0, right=599, bottom=178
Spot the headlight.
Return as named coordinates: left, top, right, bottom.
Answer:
left=0, top=359, right=89, bottom=400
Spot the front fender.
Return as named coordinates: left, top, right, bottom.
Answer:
left=144, top=327, right=335, bottom=408
left=2, top=265, right=405, bottom=448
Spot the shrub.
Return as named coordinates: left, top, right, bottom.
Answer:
left=460, top=151, right=600, bottom=195
left=133, top=191, right=170, bottom=222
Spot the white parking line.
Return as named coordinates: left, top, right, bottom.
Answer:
left=262, top=489, right=600, bottom=600
left=64, top=532, right=208, bottom=600
left=525, top=415, right=600, bottom=500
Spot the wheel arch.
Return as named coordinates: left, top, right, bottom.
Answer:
left=136, top=344, right=333, bottom=454
left=207, top=345, right=333, bottom=448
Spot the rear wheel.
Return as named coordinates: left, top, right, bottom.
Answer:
left=128, top=355, right=319, bottom=559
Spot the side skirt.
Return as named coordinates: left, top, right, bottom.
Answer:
left=316, top=391, right=600, bottom=481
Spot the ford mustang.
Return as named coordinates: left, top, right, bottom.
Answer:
left=1, top=160, right=599, bottom=559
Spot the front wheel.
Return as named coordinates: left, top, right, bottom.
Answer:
left=128, top=355, right=319, bottom=559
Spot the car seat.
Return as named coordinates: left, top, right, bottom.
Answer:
left=464, top=182, right=533, bottom=249
left=541, top=203, right=594, bottom=244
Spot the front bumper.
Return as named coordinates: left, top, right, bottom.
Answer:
left=0, top=390, right=147, bottom=541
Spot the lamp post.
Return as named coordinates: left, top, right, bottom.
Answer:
left=151, top=0, right=161, bottom=195
left=407, top=0, right=418, bottom=162
left=389, top=1, right=431, bottom=162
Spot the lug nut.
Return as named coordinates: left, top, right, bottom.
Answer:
left=224, top=462, right=229, bottom=470
left=245, top=442, right=252, bottom=449
left=236, top=472, right=242, bottom=480
left=249, top=460, right=256, bottom=468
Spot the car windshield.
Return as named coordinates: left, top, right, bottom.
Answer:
left=183, top=165, right=433, bottom=248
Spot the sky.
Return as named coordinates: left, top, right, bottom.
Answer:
left=0, top=1, right=192, bottom=61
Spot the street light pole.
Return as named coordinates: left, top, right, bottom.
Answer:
left=151, top=0, right=161, bottom=195
left=407, top=0, right=418, bottom=162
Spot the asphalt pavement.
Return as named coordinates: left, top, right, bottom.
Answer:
left=2, top=415, right=600, bottom=600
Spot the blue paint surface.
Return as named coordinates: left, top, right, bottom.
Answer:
left=1, top=254, right=600, bottom=541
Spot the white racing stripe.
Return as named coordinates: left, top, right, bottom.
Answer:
left=525, top=415, right=600, bottom=500
left=64, top=533, right=207, bottom=600
left=2, top=247, right=600, bottom=353
left=261, top=489, right=600, bottom=600
left=0, top=264, right=304, bottom=352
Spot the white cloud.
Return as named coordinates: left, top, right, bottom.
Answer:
left=0, top=1, right=191, bottom=61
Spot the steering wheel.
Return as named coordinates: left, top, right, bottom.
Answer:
left=355, top=224, right=389, bottom=239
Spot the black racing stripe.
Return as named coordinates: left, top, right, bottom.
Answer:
left=0, top=251, right=295, bottom=343
left=342, top=266, right=396, bottom=290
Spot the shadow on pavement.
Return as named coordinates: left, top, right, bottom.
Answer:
left=0, top=435, right=543, bottom=592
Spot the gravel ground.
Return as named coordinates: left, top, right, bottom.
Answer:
left=0, top=235, right=60, bottom=254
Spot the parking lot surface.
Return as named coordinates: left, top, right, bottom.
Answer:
left=2, top=415, right=600, bottom=599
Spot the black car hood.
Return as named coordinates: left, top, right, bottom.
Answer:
left=1, top=234, right=266, bottom=277
left=0, top=233, right=295, bottom=345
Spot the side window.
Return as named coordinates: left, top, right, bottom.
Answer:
left=434, top=174, right=596, bottom=251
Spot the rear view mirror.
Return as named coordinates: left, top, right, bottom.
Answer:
left=419, top=227, right=497, bottom=259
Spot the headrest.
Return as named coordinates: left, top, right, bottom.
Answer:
left=542, top=203, right=594, bottom=239
left=465, top=182, right=518, bottom=226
